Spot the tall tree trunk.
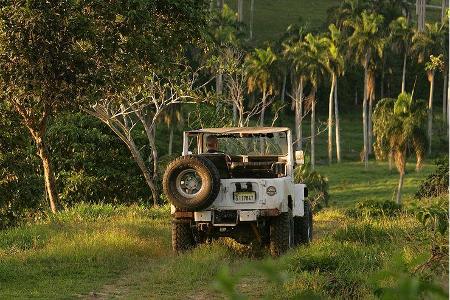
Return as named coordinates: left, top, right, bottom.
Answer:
left=295, top=77, right=304, bottom=150
left=363, top=66, right=369, bottom=169
left=443, top=72, right=448, bottom=121
left=281, top=70, right=287, bottom=103
left=380, top=56, right=385, bottom=99
left=355, top=89, right=358, bottom=106
left=396, top=171, right=404, bottom=205
left=334, top=78, right=342, bottom=163
left=260, top=90, right=266, bottom=126
left=427, top=70, right=435, bottom=155
left=401, top=53, right=407, bottom=93
left=368, top=87, right=375, bottom=155
left=132, top=144, right=158, bottom=206
left=388, top=151, right=393, bottom=171
left=36, top=137, right=58, bottom=213
left=441, top=0, right=447, bottom=22
left=249, top=0, right=254, bottom=40
left=237, top=0, right=244, bottom=21
left=233, top=103, right=237, bottom=125
left=328, top=73, right=336, bottom=164
left=147, top=133, right=159, bottom=206
left=168, top=127, right=174, bottom=155
left=311, top=88, right=316, bottom=170
left=135, top=112, right=160, bottom=206
left=216, top=73, right=223, bottom=95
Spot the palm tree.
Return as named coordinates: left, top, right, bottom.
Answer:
left=333, top=0, right=368, bottom=30
left=389, top=16, right=414, bottom=93
left=302, top=33, right=328, bottom=169
left=345, top=10, right=385, bottom=169
left=245, top=47, right=277, bottom=126
left=412, top=22, right=445, bottom=154
left=373, top=93, right=427, bottom=204
left=323, top=24, right=345, bottom=164
left=283, top=25, right=308, bottom=151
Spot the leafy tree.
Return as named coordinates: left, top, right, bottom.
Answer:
left=412, top=22, right=446, bottom=155
left=0, top=1, right=92, bottom=212
left=372, top=93, right=427, bottom=204
left=345, top=10, right=386, bottom=169
left=0, top=0, right=208, bottom=211
left=245, top=47, right=277, bottom=126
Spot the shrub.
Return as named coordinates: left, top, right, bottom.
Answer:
left=47, top=113, right=151, bottom=206
left=415, top=156, right=449, bottom=199
left=294, top=164, right=329, bottom=210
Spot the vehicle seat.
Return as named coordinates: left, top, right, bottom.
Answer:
left=198, top=153, right=230, bottom=179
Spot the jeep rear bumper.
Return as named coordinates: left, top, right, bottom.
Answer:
left=172, top=208, right=280, bottom=225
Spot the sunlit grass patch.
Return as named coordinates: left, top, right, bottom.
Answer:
left=0, top=203, right=172, bottom=298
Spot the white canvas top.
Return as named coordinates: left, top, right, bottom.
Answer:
left=186, top=127, right=290, bottom=135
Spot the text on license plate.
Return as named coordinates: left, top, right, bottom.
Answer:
left=234, top=192, right=256, bottom=203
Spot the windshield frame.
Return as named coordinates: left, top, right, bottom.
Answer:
left=198, top=131, right=290, bottom=156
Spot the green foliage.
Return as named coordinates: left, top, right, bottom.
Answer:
left=345, top=10, right=385, bottom=67
left=375, top=276, right=448, bottom=300
left=0, top=105, right=44, bottom=228
left=294, top=164, right=329, bottom=210
left=415, top=156, right=449, bottom=199
left=207, top=4, right=245, bottom=46
left=187, top=103, right=233, bottom=129
left=47, top=113, right=151, bottom=206
left=346, top=200, right=402, bottom=218
left=372, top=93, right=428, bottom=171
left=245, top=47, right=277, bottom=95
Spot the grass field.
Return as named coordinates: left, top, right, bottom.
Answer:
left=0, top=160, right=447, bottom=299
left=224, top=0, right=443, bottom=45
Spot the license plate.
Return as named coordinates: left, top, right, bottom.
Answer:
left=233, top=191, right=256, bottom=203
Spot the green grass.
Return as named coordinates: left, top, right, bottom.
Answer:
left=0, top=162, right=447, bottom=298
left=316, top=161, right=435, bottom=207
left=223, top=0, right=443, bottom=45
left=225, top=0, right=339, bottom=44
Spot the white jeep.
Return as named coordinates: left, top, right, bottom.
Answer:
left=163, top=127, right=312, bottom=256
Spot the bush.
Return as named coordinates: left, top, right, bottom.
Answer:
left=415, top=156, right=449, bottom=199
left=294, top=164, right=329, bottom=210
left=47, top=113, right=151, bottom=206
left=345, top=200, right=402, bottom=218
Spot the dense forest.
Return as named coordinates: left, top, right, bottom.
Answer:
left=1, top=0, right=448, bottom=219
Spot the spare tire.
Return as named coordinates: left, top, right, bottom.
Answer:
left=163, top=155, right=220, bottom=210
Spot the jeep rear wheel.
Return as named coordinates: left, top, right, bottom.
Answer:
left=172, top=220, right=195, bottom=253
left=269, top=209, right=293, bottom=256
left=163, top=155, right=220, bottom=210
left=294, top=200, right=313, bottom=245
